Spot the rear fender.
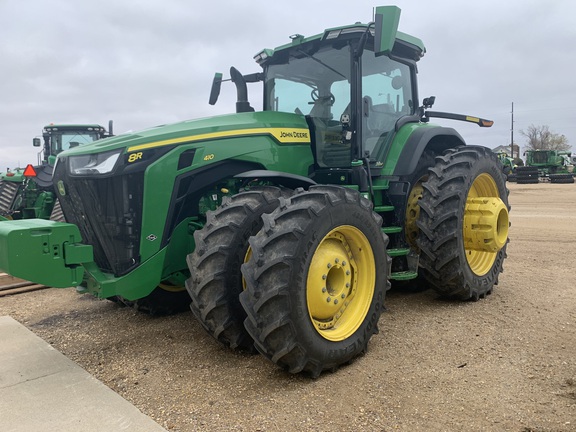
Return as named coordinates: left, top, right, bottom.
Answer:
left=393, top=126, right=465, bottom=177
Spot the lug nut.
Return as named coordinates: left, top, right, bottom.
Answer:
left=322, top=274, right=327, bottom=280
left=326, top=297, right=331, bottom=302
left=322, top=287, right=327, bottom=293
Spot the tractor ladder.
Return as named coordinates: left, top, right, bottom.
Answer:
left=371, top=184, right=419, bottom=281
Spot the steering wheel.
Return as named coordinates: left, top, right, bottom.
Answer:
left=310, top=88, right=335, bottom=105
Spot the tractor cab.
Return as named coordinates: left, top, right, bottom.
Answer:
left=34, top=122, right=114, bottom=167
left=210, top=6, right=424, bottom=186
left=259, top=30, right=419, bottom=172
left=0, top=122, right=114, bottom=221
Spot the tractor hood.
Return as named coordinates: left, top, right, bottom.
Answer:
left=58, top=111, right=311, bottom=160
left=51, top=110, right=314, bottom=279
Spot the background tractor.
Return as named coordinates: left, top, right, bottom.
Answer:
left=0, top=6, right=509, bottom=377
left=0, top=122, right=113, bottom=221
left=516, top=149, right=574, bottom=184
left=496, top=151, right=516, bottom=181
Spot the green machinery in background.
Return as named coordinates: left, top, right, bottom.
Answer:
left=496, top=151, right=516, bottom=180
left=513, top=150, right=574, bottom=184
left=0, top=6, right=510, bottom=377
left=516, top=149, right=574, bottom=184
left=0, top=122, right=113, bottom=221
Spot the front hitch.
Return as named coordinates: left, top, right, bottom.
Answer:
left=0, top=219, right=93, bottom=288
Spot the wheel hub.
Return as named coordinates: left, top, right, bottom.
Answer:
left=306, top=226, right=374, bottom=341
left=464, top=173, right=509, bottom=276
left=307, top=235, right=356, bottom=327
left=464, top=197, right=509, bottom=252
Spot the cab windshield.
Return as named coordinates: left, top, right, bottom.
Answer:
left=264, top=43, right=352, bottom=167
left=263, top=38, right=414, bottom=167
left=264, top=44, right=351, bottom=120
left=51, top=130, right=101, bottom=155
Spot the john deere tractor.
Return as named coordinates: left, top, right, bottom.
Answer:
left=0, top=122, right=113, bottom=221
left=0, top=6, right=509, bottom=377
left=519, top=149, right=574, bottom=184
left=496, top=151, right=516, bottom=180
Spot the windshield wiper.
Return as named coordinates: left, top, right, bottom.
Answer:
left=296, top=49, right=347, bottom=80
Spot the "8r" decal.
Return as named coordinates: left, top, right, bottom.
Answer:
left=128, top=152, right=143, bottom=163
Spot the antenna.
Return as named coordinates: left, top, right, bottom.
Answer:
left=510, top=102, right=514, bottom=158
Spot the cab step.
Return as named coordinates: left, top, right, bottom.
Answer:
left=373, top=205, right=395, bottom=212
left=381, top=226, right=402, bottom=234
left=390, top=270, right=419, bottom=281
left=387, top=247, right=410, bottom=257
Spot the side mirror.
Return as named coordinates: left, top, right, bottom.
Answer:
left=209, top=72, right=223, bottom=105
left=33, top=137, right=41, bottom=147
left=423, top=96, right=436, bottom=108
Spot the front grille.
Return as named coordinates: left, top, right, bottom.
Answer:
left=53, top=164, right=144, bottom=276
left=532, top=153, right=548, bottom=164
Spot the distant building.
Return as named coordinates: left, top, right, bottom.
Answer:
left=492, top=144, right=520, bottom=158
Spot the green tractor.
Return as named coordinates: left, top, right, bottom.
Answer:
left=0, top=6, right=509, bottom=376
left=517, top=149, right=574, bottom=184
left=0, top=122, right=113, bottom=221
left=496, top=151, right=516, bottom=180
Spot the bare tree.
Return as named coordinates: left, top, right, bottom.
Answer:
left=520, top=124, right=570, bottom=151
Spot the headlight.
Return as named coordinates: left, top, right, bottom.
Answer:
left=68, top=149, right=122, bottom=175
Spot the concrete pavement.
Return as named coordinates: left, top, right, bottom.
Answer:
left=0, top=316, right=168, bottom=432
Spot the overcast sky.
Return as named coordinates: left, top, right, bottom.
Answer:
left=1, top=0, right=575, bottom=169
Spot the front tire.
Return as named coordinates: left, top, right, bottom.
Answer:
left=240, top=186, right=389, bottom=377
left=118, top=283, right=191, bottom=315
left=186, top=187, right=287, bottom=351
left=417, top=146, right=510, bottom=300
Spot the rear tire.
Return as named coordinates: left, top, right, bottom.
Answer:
left=240, top=186, right=389, bottom=377
left=0, top=180, right=20, bottom=216
left=393, top=150, right=436, bottom=292
left=417, top=146, right=510, bottom=300
left=50, top=199, right=65, bottom=222
left=186, top=187, right=288, bottom=351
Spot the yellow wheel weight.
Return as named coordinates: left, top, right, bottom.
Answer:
left=463, top=173, right=509, bottom=276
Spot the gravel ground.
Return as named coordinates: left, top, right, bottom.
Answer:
left=1, top=181, right=575, bottom=431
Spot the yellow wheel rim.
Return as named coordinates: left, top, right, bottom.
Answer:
left=405, top=177, right=426, bottom=249
left=463, top=173, right=509, bottom=276
left=242, top=246, right=252, bottom=291
left=306, top=226, right=375, bottom=341
left=158, top=282, right=185, bottom=293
